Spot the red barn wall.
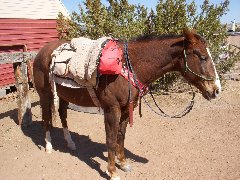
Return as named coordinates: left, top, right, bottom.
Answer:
left=0, top=18, right=59, bottom=88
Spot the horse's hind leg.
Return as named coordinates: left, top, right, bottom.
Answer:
left=58, top=97, right=76, bottom=150
left=39, top=92, right=54, bottom=154
left=116, top=109, right=132, bottom=172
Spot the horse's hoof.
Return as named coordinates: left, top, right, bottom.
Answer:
left=67, top=142, right=76, bottom=151
left=46, top=147, right=52, bottom=154
left=46, top=143, right=52, bottom=154
left=106, top=170, right=121, bottom=180
left=120, top=164, right=132, bottom=172
left=46, top=149, right=52, bottom=154
left=111, top=175, right=121, bottom=180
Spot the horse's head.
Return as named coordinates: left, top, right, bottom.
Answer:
left=180, top=28, right=221, bottom=100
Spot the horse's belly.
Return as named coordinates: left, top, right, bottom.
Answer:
left=56, top=84, right=96, bottom=107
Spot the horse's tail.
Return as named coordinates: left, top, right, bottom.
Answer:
left=49, top=62, right=59, bottom=127
left=27, top=60, right=36, bottom=91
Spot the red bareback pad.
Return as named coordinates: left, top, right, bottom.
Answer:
left=98, top=40, right=123, bottom=74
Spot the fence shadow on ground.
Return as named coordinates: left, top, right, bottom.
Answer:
left=21, top=121, right=148, bottom=179
left=0, top=101, right=40, bottom=124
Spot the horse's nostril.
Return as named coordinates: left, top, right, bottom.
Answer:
left=215, top=89, right=220, bottom=96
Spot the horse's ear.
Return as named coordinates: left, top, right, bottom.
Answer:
left=183, top=28, right=196, bottom=44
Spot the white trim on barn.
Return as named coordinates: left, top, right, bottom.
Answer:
left=0, top=0, right=69, bottom=19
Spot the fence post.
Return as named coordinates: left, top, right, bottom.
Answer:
left=13, top=61, right=32, bottom=126
left=0, top=44, right=36, bottom=126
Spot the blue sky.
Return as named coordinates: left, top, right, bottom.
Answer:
left=62, top=0, right=240, bottom=23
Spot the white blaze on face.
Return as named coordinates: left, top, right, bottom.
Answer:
left=206, top=48, right=222, bottom=92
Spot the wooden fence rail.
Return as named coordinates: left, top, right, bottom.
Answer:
left=0, top=51, right=37, bottom=64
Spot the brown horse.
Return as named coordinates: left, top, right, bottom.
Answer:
left=33, top=29, right=221, bottom=180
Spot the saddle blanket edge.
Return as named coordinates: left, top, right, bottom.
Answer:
left=50, top=36, right=112, bottom=87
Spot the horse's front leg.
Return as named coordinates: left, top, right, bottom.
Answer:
left=104, top=106, right=121, bottom=180
left=116, top=110, right=132, bottom=172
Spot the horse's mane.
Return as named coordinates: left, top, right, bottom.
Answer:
left=128, top=32, right=207, bottom=44
left=130, top=34, right=183, bottom=42
left=194, top=34, right=207, bottom=44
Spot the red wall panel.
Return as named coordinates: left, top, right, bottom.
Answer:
left=0, top=64, right=15, bottom=88
left=0, top=18, right=59, bottom=88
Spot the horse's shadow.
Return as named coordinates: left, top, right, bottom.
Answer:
left=21, top=121, right=148, bottom=179
left=0, top=101, right=148, bottom=179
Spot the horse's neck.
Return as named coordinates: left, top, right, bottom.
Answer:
left=128, top=38, right=183, bottom=85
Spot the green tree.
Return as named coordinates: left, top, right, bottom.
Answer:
left=145, top=9, right=156, bottom=34
left=57, top=12, right=82, bottom=40
left=105, top=0, right=148, bottom=40
left=153, top=0, right=229, bottom=54
left=154, top=0, right=193, bottom=34
left=57, top=0, right=148, bottom=40
left=192, top=0, right=229, bottom=60
left=79, top=0, right=109, bottom=39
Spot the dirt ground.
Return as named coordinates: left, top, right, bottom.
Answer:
left=0, top=80, right=239, bottom=180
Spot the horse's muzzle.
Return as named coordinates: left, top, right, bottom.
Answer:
left=203, top=88, right=220, bottom=100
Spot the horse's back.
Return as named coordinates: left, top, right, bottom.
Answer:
left=33, top=40, right=67, bottom=93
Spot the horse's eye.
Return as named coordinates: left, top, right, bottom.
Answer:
left=200, top=55, right=207, bottom=61
left=193, top=49, right=207, bottom=61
